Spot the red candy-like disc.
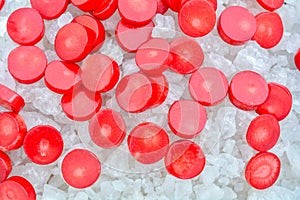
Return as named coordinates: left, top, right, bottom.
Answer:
left=148, top=74, right=169, bottom=108
left=116, top=20, right=154, bottom=52
left=72, top=14, right=106, bottom=51
left=0, top=84, right=25, bottom=113
left=90, top=0, right=117, bottom=20
left=30, top=0, right=68, bottom=20
left=252, top=12, right=283, bottom=49
left=256, top=83, right=292, bottom=121
left=245, top=152, right=281, bottom=190
left=115, top=72, right=153, bottom=113
left=246, top=114, right=280, bottom=152
left=189, top=67, right=228, bottom=106
left=178, top=0, right=216, bottom=37
left=168, top=100, right=207, bottom=139
left=135, top=38, right=170, bottom=75
left=218, top=6, right=256, bottom=45
left=0, top=0, right=4, bottom=10
left=0, top=112, right=27, bottom=152
left=118, top=0, right=157, bottom=26
left=44, top=61, right=81, bottom=94
left=229, top=70, right=269, bottom=111
left=156, top=0, right=168, bottom=14
left=81, top=54, right=120, bottom=93
left=89, top=109, right=126, bottom=148
left=164, top=140, right=206, bottom=179
left=61, top=86, right=102, bottom=121
left=23, top=125, right=64, bottom=165
left=61, top=149, right=101, bottom=189
left=168, top=37, right=204, bottom=74
left=7, top=8, right=44, bottom=45
left=0, top=176, right=36, bottom=200
left=181, top=0, right=217, bottom=11
left=70, top=0, right=98, bottom=12
left=295, top=49, right=300, bottom=71
left=55, top=23, right=95, bottom=62
left=0, top=152, right=12, bottom=183
left=127, top=122, right=169, bottom=164
left=256, top=0, right=284, bottom=11
left=8, top=46, right=47, bottom=84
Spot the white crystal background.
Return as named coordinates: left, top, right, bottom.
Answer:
left=0, top=0, right=300, bottom=199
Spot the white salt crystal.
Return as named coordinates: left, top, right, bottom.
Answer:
left=174, top=180, right=193, bottom=200
left=103, top=12, right=121, bottom=31
left=165, top=82, right=185, bottom=105
left=44, top=50, right=59, bottom=62
left=120, top=58, right=139, bottom=77
left=286, top=143, right=300, bottom=176
left=163, top=70, right=184, bottom=84
left=74, top=192, right=89, bottom=200
left=215, top=107, right=237, bottom=139
left=222, top=139, right=236, bottom=154
left=20, top=111, right=61, bottom=130
left=113, top=180, right=127, bottom=192
left=57, top=12, right=73, bottom=28
left=247, top=186, right=295, bottom=200
left=194, top=184, right=224, bottom=200
left=100, top=38, right=124, bottom=65
left=152, top=14, right=176, bottom=39
left=162, top=175, right=176, bottom=199
left=218, top=177, right=230, bottom=186
left=45, top=22, right=60, bottom=45
left=201, top=165, right=220, bottom=184
left=206, top=53, right=237, bottom=77
left=238, top=144, right=255, bottom=162
left=42, top=184, right=67, bottom=200
left=222, top=186, right=237, bottom=200
left=0, top=16, right=8, bottom=37
left=0, top=60, right=16, bottom=90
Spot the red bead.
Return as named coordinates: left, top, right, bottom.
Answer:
left=178, top=0, right=216, bottom=37
left=61, top=86, right=102, bottom=121
left=295, top=49, right=300, bottom=71
left=23, top=125, right=64, bottom=165
left=168, top=100, right=207, bottom=139
left=167, top=0, right=181, bottom=12
left=256, top=0, right=284, bottom=11
left=229, top=70, right=269, bottom=111
left=80, top=54, right=120, bottom=93
left=0, top=112, right=27, bottom=152
left=44, top=61, right=81, bottom=94
left=90, top=0, right=117, bottom=20
left=245, top=152, right=280, bottom=190
left=246, top=114, right=280, bottom=152
left=116, top=20, right=154, bottom=52
left=127, top=122, right=169, bottom=164
left=0, top=176, right=36, bottom=200
left=218, top=6, right=256, bottom=45
left=72, top=14, right=105, bottom=52
left=70, top=0, right=98, bottom=12
left=118, top=0, right=157, bottom=26
left=256, top=83, right=292, bottom=121
left=180, top=0, right=217, bottom=11
left=189, top=67, right=228, bottom=106
left=0, top=84, right=25, bottom=113
left=156, top=0, right=168, bottom=14
left=115, top=72, right=153, bottom=113
left=168, top=37, right=204, bottom=74
left=252, top=12, right=283, bottom=49
left=30, top=0, right=68, bottom=20
left=8, top=46, right=47, bottom=84
left=0, top=0, right=4, bottom=10
left=164, top=140, right=206, bottom=179
left=7, top=8, right=44, bottom=45
left=61, top=149, right=101, bottom=189
left=0, top=152, right=12, bottom=183
left=55, top=23, right=95, bottom=62
left=148, top=74, right=169, bottom=108
left=135, top=38, right=170, bottom=75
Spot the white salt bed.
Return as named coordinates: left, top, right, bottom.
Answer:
left=1, top=0, right=300, bottom=199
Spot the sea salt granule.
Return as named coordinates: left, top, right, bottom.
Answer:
left=100, top=38, right=124, bottom=65
left=152, top=14, right=176, bottom=39
left=194, top=184, right=224, bottom=200
left=42, top=184, right=68, bottom=200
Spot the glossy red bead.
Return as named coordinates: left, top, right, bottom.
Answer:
left=30, top=0, right=68, bottom=20
left=0, top=0, right=4, bottom=10
left=90, top=0, right=117, bottom=20
left=156, top=0, right=168, bottom=14
left=0, top=152, right=12, bottom=183
left=181, top=0, right=217, bottom=11
left=7, top=8, right=44, bottom=45
left=295, top=49, right=300, bottom=71
left=70, top=0, right=98, bottom=12
left=148, top=74, right=169, bottom=108
left=256, top=0, right=284, bottom=11
left=0, top=84, right=25, bottom=113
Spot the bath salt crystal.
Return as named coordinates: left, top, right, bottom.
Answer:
left=42, top=184, right=68, bottom=200
left=145, top=194, right=169, bottom=200
left=222, top=139, right=236, bottom=154
left=20, top=111, right=61, bottom=130
left=100, top=38, right=124, bottom=65
left=120, top=58, right=139, bottom=77
left=162, top=175, right=176, bottom=199
left=215, top=107, right=237, bottom=139
left=165, top=83, right=185, bottom=105
left=0, top=60, right=16, bottom=90
left=0, top=16, right=7, bottom=37
left=247, top=186, right=295, bottom=200
left=194, top=184, right=224, bottom=200
left=206, top=53, right=237, bottom=77
left=152, top=14, right=176, bottom=39
left=286, top=143, right=300, bottom=175
left=163, top=70, right=183, bottom=84
left=74, top=192, right=89, bottom=200
left=44, top=50, right=59, bottom=62
left=238, top=144, right=255, bottom=162
left=112, top=180, right=127, bottom=192
left=218, top=177, right=230, bottom=186
left=47, top=174, right=66, bottom=188
left=174, top=180, right=193, bottom=200
left=201, top=165, right=220, bottom=184
left=222, top=186, right=237, bottom=200
left=57, top=12, right=73, bottom=28
left=103, top=12, right=121, bottom=31
left=45, top=22, right=60, bottom=45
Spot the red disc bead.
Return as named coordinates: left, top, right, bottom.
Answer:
left=148, top=74, right=169, bottom=108
left=189, top=67, right=228, bottom=106
left=116, top=20, right=154, bottom=52
left=23, top=125, right=64, bottom=165
left=61, top=149, right=101, bottom=189
left=252, top=12, right=283, bottom=49
left=118, top=0, right=157, bottom=26
left=89, top=109, right=126, bottom=149
left=72, top=14, right=105, bottom=52
left=0, top=152, right=12, bottom=183
left=61, top=86, right=102, bottom=121
left=181, top=0, right=217, bottom=11
left=168, top=100, right=207, bottom=139
left=44, top=61, right=81, bottom=94
left=0, top=112, right=27, bottom=152
left=8, top=46, right=47, bottom=84
left=156, top=0, right=168, bottom=14
left=127, top=122, right=170, bottom=164
left=30, top=0, right=68, bottom=20
left=0, top=176, right=36, bottom=200
left=295, top=49, right=300, bottom=71
left=256, top=83, right=292, bottom=121
left=229, top=70, right=269, bottom=111
left=164, top=140, right=206, bottom=179
left=135, top=38, right=170, bottom=75
left=245, top=152, right=280, bottom=190
left=168, top=37, right=204, bottom=74
left=80, top=54, right=120, bottom=93
left=178, top=0, right=216, bottom=37
left=0, top=0, right=4, bottom=10
left=90, top=0, right=118, bottom=20
left=7, top=8, right=44, bottom=45
left=256, top=0, right=284, bottom=11
left=70, top=0, right=98, bottom=12
left=218, top=6, right=256, bottom=45
left=115, top=72, right=153, bottom=113
left=55, top=23, right=95, bottom=62
left=0, top=84, right=25, bottom=113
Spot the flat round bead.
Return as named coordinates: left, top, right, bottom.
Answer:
left=0, top=152, right=12, bottom=183
left=30, top=0, right=68, bottom=20
left=0, top=84, right=25, bottom=113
